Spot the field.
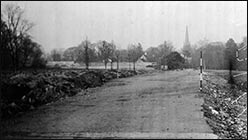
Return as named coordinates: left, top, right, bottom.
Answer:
left=205, top=69, right=247, bottom=91
left=46, top=61, right=154, bottom=70
left=205, top=69, right=247, bottom=81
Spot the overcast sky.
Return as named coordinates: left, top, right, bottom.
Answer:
left=2, top=1, right=247, bottom=53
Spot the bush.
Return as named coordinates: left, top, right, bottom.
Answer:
left=31, top=57, right=47, bottom=68
left=166, top=51, right=186, bottom=70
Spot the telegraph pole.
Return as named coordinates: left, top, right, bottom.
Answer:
left=200, top=51, right=203, bottom=91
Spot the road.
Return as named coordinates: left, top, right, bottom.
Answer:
left=1, top=69, right=218, bottom=139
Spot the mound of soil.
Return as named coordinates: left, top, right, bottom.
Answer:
left=201, top=73, right=247, bottom=139
left=0, top=69, right=146, bottom=119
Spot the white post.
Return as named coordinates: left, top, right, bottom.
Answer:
left=200, top=51, right=203, bottom=91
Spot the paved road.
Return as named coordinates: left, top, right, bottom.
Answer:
left=1, top=69, right=218, bottom=139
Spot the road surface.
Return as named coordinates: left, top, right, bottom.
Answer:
left=1, top=69, right=218, bottom=139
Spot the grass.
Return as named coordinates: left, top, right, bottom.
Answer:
left=205, top=69, right=247, bottom=85
left=46, top=61, right=154, bottom=70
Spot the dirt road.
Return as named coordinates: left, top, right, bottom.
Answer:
left=1, top=69, right=218, bottom=139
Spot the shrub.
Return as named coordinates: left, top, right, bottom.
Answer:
left=166, top=51, right=186, bottom=70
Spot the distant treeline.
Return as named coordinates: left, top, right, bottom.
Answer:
left=48, top=41, right=173, bottom=64
left=48, top=40, right=187, bottom=71
left=49, top=37, right=247, bottom=71
left=48, top=40, right=146, bottom=70
left=190, top=38, right=247, bottom=71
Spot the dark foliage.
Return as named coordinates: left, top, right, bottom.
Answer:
left=166, top=52, right=185, bottom=70
left=191, top=38, right=247, bottom=71
left=1, top=5, right=47, bottom=70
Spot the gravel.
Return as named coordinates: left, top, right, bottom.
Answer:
left=201, top=72, right=247, bottom=139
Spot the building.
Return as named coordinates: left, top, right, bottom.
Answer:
left=182, top=26, right=192, bottom=63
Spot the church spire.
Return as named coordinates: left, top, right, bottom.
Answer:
left=184, top=26, right=190, bottom=46
left=182, top=26, right=192, bottom=58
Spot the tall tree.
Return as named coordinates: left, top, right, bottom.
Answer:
left=1, top=5, right=46, bottom=70
left=203, top=42, right=225, bottom=70
left=63, top=46, right=78, bottom=61
left=144, top=41, right=173, bottom=69
left=191, top=40, right=226, bottom=70
left=74, top=40, right=96, bottom=67
left=158, top=41, right=174, bottom=69
left=145, top=47, right=160, bottom=62
left=97, top=40, right=115, bottom=69
left=20, top=35, right=34, bottom=67
left=29, top=43, right=47, bottom=68
left=225, top=38, right=238, bottom=70
left=2, top=4, right=35, bottom=70
left=115, top=49, right=121, bottom=70
left=127, top=43, right=144, bottom=71
left=224, top=38, right=238, bottom=84
left=110, top=41, right=116, bottom=70
left=118, top=49, right=129, bottom=62
left=51, top=49, right=61, bottom=61
left=0, top=19, right=12, bottom=69
left=84, top=38, right=89, bottom=70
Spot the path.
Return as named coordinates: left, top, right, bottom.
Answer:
left=1, top=69, right=218, bottom=139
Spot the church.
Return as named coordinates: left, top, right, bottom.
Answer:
left=181, top=26, right=192, bottom=63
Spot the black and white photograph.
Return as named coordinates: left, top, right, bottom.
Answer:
left=0, top=1, right=247, bottom=139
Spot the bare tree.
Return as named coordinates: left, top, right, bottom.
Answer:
left=51, top=49, right=62, bottom=61
left=97, top=40, right=115, bottom=70
left=2, top=4, right=35, bottom=70
left=115, top=49, right=121, bottom=70
left=127, top=43, right=144, bottom=71
left=20, top=35, right=34, bottom=67
left=63, top=46, right=78, bottom=61
left=110, top=41, right=116, bottom=70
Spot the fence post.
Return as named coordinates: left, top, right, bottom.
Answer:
left=200, top=51, right=203, bottom=91
left=236, top=45, right=247, bottom=62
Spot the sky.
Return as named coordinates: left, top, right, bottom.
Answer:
left=1, top=1, right=247, bottom=53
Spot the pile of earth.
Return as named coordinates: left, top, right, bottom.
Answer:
left=201, top=72, right=247, bottom=139
left=0, top=69, right=148, bottom=119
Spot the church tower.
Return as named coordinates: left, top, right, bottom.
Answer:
left=184, top=26, right=190, bottom=47
left=182, top=26, right=192, bottom=58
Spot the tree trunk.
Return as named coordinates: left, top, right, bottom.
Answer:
left=14, top=47, right=18, bottom=71
left=85, top=62, right=89, bottom=70
left=104, top=61, right=107, bottom=70
left=11, top=53, right=16, bottom=70
left=22, top=55, right=28, bottom=68
left=84, top=42, right=89, bottom=70
left=128, top=58, right=131, bottom=70
left=133, top=62, right=135, bottom=71
left=111, top=62, right=113, bottom=70
left=117, top=58, right=119, bottom=70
